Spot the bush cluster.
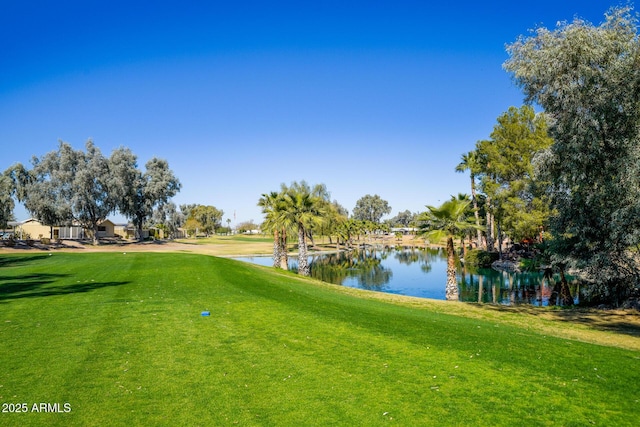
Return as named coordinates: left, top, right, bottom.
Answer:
left=464, top=249, right=498, bottom=268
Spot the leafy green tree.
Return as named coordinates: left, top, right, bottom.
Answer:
left=0, top=172, right=15, bottom=228
left=7, top=145, right=77, bottom=239
left=179, top=204, right=199, bottom=237
left=10, top=141, right=180, bottom=244
left=5, top=161, right=68, bottom=238
left=112, top=149, right=181, bottom=241
left=183, top=217, right=201, bottom=237
left=72, top=141, right=117, bottom=244
left=320, top=200, right=349, bottom=247
left=189, top=205, right=224, bottom=236
left=152, top=202, right=185, bottom=239
left=352, top=194, right=391, bottom=223
left=18, top=140, right=115, bottom=245
left=388, top=210, right=416, bottom=228
left=179, top=204, right=197, bottom=220
left=331, top=200, right=348, bottom=218
left=418, top=198, right=480, bottom=301
left=474, top=106, right=553, bottom=254
left=504, top=5, right=640, bottom=303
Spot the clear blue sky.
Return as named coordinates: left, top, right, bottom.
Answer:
left=0, top=1, right=613, bottom=225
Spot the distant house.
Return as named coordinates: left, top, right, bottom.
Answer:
left=390, top=227, right=417, bottom=235
left=114, top=223, right=149, bottom=240
left=56, top=224, right=87, bottom=240
left=114, top=223, right=131, bottom=239
left=113, top=223, right=187, bottom=240
left=13, top=218, right=115, bottom=240
left=95, top=219, right=115, bottom=238
left=14, top=218, right=52, bottom=240
left=243, top=229, right=262, bottom=235
left=152, top=226, right=186, bottom=239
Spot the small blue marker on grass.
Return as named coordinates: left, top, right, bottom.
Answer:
left=201, top=311, right=210, bottom=316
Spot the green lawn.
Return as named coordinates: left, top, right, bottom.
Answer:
left=1, top=252, right=638, bottom=426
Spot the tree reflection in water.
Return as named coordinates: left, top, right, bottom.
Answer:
left=459, top=266, right=579, bottom=306
left=307, top=248, right=393, bottom=291
left=239, top=246, right=579, bottom=305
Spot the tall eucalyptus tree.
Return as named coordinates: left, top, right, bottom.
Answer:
left=0, top=172, right=15, bottom=228
left=504, top=5, right=640, bottom=303
left=113, top=151, right=181, bottom=241
left=352, top=194, right=391, bottom=223
left=14, top=140, right=113, bottom=244
left=5, top=159, right=72, bottom=238
left=10, top=140, right=180, bottom=244
left=66, top=141, right=117, bottom=244
left=152, top=202, right=185, bottom=239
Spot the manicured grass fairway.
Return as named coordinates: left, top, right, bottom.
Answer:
left=1, top=253, right=639, bottom=426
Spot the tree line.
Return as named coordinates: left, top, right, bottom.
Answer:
left=3, top=140, right=181, bottom=243
left=454, top=105, right=552, bottom=255
left=0, top=140, right=236, bottom=242
left=1, top=140, right=182, bottom=244
left=260, top=5, right=640, bottom=306
left=448, top=5, right=640, bottom=305
left=259, top=181, right=399, bottom=276
left=3, top=5, right=637, bottom=306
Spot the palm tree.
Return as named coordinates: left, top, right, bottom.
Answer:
left=336, top=218, right=358, bottom=249
left=258, top=191, right=290, bottom=269
left=280, top=182, right=326, bottom=276
left=419, top=198, right=480, bottom=301
left=261, top=181, right=331, bottom=276
left=451, top=193, right=473, bottom=258
left=455, top=151, right=484, bottom=249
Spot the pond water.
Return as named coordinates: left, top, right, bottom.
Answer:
left=235, top=247, right=579, bottom=306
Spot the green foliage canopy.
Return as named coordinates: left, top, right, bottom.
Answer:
left=112, top=149, right=181, bottom=240
left=475, top=105, right=554, bottom=243
left=352, top=194, right=391, bottom=223
left=0, top=172, right=15, bottom=228
left=504, top=5, right=640, bottom=302
left=187, top=205, right=224, bottom=236
left=259, top=181, right=333, bottom=276
left=7, top=140, right=181, bottom=244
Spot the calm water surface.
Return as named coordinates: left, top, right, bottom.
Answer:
left=235, top=247, right=579, bottom=305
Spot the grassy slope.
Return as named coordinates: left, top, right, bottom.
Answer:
left=0, top=252, right=639, bottom=426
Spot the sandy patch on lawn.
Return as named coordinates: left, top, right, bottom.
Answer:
left=0, top=239, right=272, bottom=257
